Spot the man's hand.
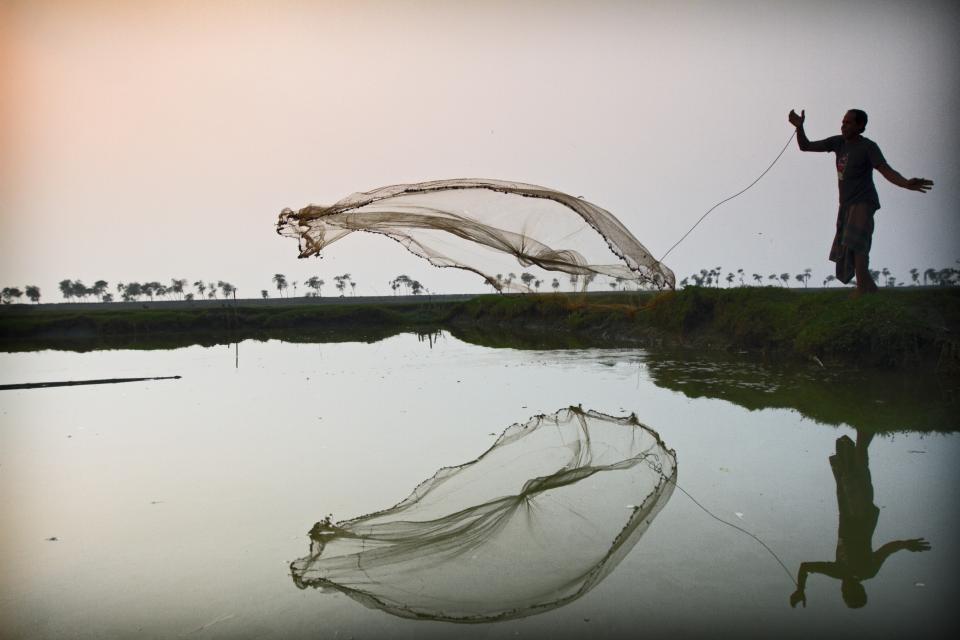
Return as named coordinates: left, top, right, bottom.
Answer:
left=788, top=109, right=806, bottom=128
left=790, top=588, right=807, bottom=608
left=905, top=538, right=932, bottom=552
left=907, top=178, right=934, bottom=193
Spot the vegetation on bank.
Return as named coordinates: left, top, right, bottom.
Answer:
left=1, top=288, right=958, bottom=370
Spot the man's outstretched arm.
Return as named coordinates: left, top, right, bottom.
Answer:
left=877, top=163, right=934, bottom=193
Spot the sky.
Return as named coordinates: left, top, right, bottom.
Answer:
left=2, top=0, right=958, bottom=300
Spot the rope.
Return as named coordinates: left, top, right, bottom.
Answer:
left=669, top=475, right=797, bottom=586
left=658, top=130, right=797, bottom=264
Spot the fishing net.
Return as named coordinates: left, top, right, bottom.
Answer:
left=290, top=406, right=677, bottom=623
left=276, top=179, right=675, bottom=291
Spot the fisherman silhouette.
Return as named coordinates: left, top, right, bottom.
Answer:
left=790, top=429, right=930, bottom=608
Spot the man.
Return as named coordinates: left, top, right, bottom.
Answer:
left=787, top=109, right=933, bottom=295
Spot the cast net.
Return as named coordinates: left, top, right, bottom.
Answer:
left=290, top=406, right=677, bottom=623
left=276, top=179, right=675, bottom=291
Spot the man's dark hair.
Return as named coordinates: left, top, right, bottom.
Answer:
left=848, top=109, right=868, bottom=132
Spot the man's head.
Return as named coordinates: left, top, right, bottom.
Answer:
left=841, top=109, right=868, bottom=139
left=841, top=577, right=868, bottom=608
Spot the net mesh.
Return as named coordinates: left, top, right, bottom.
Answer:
left=290, top=406, right=677, bottom=623
left=277, top=179, right=676, bottom=291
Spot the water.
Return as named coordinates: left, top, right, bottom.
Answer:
left=1, top=333, right=957, bottom=639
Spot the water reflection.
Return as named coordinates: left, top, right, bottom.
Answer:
left=291, top=407, right=676, bottom=623
left=791, top=428, right=931, bottom=609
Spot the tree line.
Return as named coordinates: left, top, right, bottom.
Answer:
left=2, top=262, right=957, bottom=305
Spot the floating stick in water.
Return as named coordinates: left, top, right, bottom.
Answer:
left=0, top=375, right=181, bottom=391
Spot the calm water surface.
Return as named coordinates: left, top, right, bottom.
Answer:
left=1, top=333, right=957, bottom=639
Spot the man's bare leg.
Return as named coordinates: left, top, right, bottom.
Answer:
left=853, top=252, right=878, bottom=296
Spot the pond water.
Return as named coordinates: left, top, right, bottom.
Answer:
left=1, top=333, right=957, bottom=639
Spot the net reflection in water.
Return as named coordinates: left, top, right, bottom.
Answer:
left=290, top=407, right=676, bottom=623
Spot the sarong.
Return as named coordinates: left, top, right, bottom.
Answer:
left=829, top=203, right=877, bottom=284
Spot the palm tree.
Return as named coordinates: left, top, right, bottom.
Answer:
left=534, top=279, right=542, bottom=291
left=725, top=272, right=735, bottom=287
left=349, top=279, right=357, bottom=296
left=795, top=273, right=805, bottom=287
left=25, top=285, right=41, bottom=303
left=261, top=289, right=268, bottom=299
left=780, top=272, right=790, bottom=287
left=411, top=280, right=423, bottom=295
left=551, top=278, right=560, bottom=292
left=194, top=280, right=206, bottom=298
left=737, top=269, right=745, bottom=286
left=768, top=274, right=778, bottom=285
left=291, top=280, right=298, bottom=297
left=102, top=293, right=114, bottom=303
left=753, top=273, right=762, bottom=286
left=272, top=273, right=287, bottom=297
left=824, top=275, right=836, bottom=287
left=923, top=268, right=936, bottom=286
left=802, top=268, right=812, bottom=288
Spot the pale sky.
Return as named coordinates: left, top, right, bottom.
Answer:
left=2, top=0, right=958, bottom=300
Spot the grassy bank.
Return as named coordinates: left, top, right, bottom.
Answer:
left=2, top=288, right=958, bottom=370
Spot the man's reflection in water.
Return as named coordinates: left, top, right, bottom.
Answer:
left=791, top=429, right=930, bottom=608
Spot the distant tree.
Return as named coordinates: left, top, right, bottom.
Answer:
left=194, top=280, right=207, bottom=299
left=25, top=285, right=41, bottom=303
left=768, top=274, right=778, bottom=285
left=551, top=278, right=560, bottom=292
left=534, top=279, right=542, bottom=291
left=411, top=280, right=423, bottom=295
left=93, top=280, right=109, bottom=300
left=737, top=269, right=745, bottom=286
left=171, top=279, right=187, bottom=300
left=306, top=276, right=325, bottom=297
left=680, top=277, right=690, bottom=288
left=156, top=284, right=168, bottom=299
left=70, top=280, right=90, bottom=302
left=801, top=268, right=812, bottom=288
left=1, top=287, right=23, bottom=304
left=520, top=272, right=535, bottom=291
left=582, top=274, right=596, bottom=291
left=726, top=272, right=735, bottom=287
left=568, top=273, right=579, bottom=290
left=334, top=273, right=351, bottom=296
left=881, top=267, right=891, bottom=283
left=102, top=293, right=114, bottom=303
left=614, top=276, right=624, bottom=291
left=752, top=273, right=762, bottom=286
left=824, top=274, right=836, bottom=287
left=795, top=274, right=805, bottom=286
left=923, top=268, right=936, bottom=286
left=59, top=279, right=73, bottom=301
left=909, top=268, right=919, bottom=286
left=218, top=281, right=235, bottom=299
left=350, top=279, right=357, bottom=295
left=272, top=273, right=287, bottom=297
left=780, top=272, right=790, bottom=287
left=291, top=280, right=298, bottom=297
left=184, top=293, right=194, bottom=301
left=869, top=269, right=880, bottom=283
left=143, top=282, right=163, bottom=301
left=261, top=290, right=268, bottom=299
left=124, top=282, right=143, bottom=301
left=886, top=276, right=897, bottom=287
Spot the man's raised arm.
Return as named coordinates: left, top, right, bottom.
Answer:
left=788, top=109, right=831, bottom=152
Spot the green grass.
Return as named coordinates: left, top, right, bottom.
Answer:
left=2, top=288, right=958, bottom=370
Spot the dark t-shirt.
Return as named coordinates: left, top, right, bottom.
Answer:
left=807, top=135, right=887, bottom=209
